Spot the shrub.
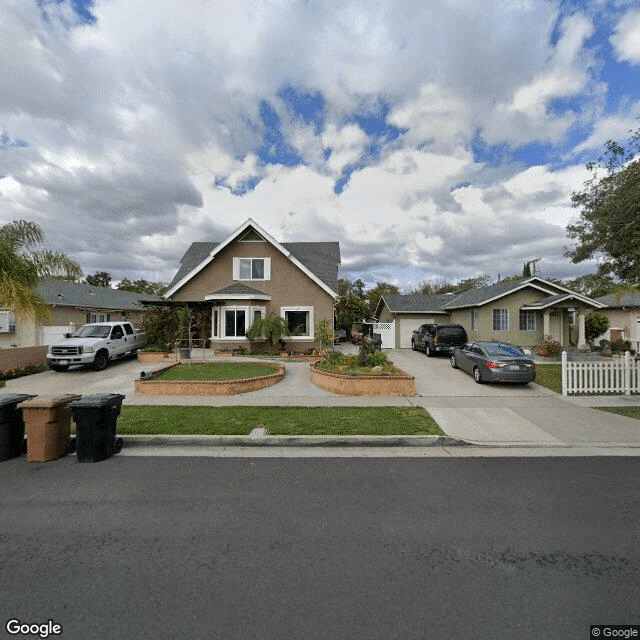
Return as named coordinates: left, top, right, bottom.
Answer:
left=585, top=311, right=610, bottom=344
left=246, top=312, right=290, bottom=351
left=611, top=339, right=635, bottom=354
left=539, top=335, right=562, bottom=356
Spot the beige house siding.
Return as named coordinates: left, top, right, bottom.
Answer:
left=600, top=308, right=640, bottom=349
left=170, top=238, right=335, bottom=352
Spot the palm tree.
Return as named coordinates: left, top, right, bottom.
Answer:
left=0, top=220, right=83, bottom=320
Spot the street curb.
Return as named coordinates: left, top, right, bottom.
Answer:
left=121, top=434, right=468, bottom=447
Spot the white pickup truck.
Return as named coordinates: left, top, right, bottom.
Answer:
left=47, top=321, right=146, bottom=372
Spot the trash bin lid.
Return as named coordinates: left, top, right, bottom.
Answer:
left=68, top=393, right=125, bottom=408
left=18, top=394, right=81, bottom=409
left=0, top=393, right=36, bottom=408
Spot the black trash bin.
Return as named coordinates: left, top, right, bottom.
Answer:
left=68, top=394, right=125, bottom=463
left=0, top=394, right=36, bottom=461
left=372, top=333, right=382, bottom=352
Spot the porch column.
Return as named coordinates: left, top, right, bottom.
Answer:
left=578, top=309, right=587, bottom=349
left=543, top=310, right=550, bottom=336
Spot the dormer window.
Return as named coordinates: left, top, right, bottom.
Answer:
left=233, top=257, right=271, bottom=281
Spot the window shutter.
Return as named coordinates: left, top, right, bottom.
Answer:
left=232, top=257, right=239, bottom=280
left=264, top=258, right=271, bottom=280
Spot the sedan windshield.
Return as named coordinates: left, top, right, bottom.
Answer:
left=72, top=325, right=111, bottom=338
left=483, top=344, right=525, bottom=358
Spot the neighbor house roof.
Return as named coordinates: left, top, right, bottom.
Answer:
left=38, top=279, right=160, bottom=311
left=376, top=277, right=605, bottom=317
left=165, top=219, right=340, bottom=298
left=595, top=292, right=640, bottom=308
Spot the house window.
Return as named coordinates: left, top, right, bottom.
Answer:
left=224, top=309, right=246, bottom=338
left=492, top=308, right=509, bottom=331
left=519, top=310, right=536, bottom=331
left=282, top=306, right=314, bottom=339
left=568, top=309, right=576, bottom=326
left=87, top=313, right=111, bottom=323
left=234, top=257, right=271, bottom=281
left=212, top=308, right=219, bottom=338
left=471, top=308, right=479, bottom=331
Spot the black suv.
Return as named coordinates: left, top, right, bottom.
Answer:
left=411, top=323, right=468, bottom=357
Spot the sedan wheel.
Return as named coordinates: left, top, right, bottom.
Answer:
left=450, top=354, right=457, bottom=369
left=473, top=366, right=483, bottom=384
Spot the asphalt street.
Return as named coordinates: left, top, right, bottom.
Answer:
left=1, top=456, right=638, bottom=640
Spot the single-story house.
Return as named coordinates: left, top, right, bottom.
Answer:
left=164, top=218, right=340, bottom=353
left=374, top=276, right=606, bottom=350
left=594, top=292, right=640, bottom=351
left=0, top=278, right=160, bottom=349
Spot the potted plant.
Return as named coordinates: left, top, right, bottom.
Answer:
left=177, top=305, right=195, bottom=359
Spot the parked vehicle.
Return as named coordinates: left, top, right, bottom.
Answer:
left=47, top=322, right=146, bottom=372
left=450, top=342, right=536, bottom=384
left=411, top=323, right=468, bottom=356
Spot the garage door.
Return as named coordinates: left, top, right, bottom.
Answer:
left=399, top=318, right=436, bottom=348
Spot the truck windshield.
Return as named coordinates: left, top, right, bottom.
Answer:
left=71, top=325, right=111, bottom=338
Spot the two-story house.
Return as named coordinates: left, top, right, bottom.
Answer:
left=164, top=219, right=341, bottom=353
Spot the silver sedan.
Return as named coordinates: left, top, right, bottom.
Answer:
left=450, top=342, right=536, bottom=384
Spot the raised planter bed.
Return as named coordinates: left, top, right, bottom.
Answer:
left=136, top=363, right=286, bottom=395
left=137, top=351, right=172, bottom=363
left=310, top=363, right=415, bottom=396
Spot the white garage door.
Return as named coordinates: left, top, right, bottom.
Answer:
left=399, top=318, right=436, bottom=348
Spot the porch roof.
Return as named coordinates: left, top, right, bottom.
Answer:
left=204, top=283, right=272, bottom=301
left=521, top=292, right=605, bottom=310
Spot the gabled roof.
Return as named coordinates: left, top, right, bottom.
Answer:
left=165, top=219, right=340, bottom=299
left=521, top=292, right=605, bottom=310
left=205, top=284, right=272, bottom=301
left=376, top=277, right=604, bottom=316
left=38, top=279, right=159, bottom=311
left=595, top=292, right=640, bottom=308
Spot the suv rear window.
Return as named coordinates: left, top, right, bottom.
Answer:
left=437, top=326, right=466, bottom=336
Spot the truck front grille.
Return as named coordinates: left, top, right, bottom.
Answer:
left=51, top=346, right=82, bottom=356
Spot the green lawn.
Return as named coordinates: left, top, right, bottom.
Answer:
left=156, top=362, right=280, bottom=381
left=534, top=363, right=562, bottom=394
left=597, top=407, right=640, bottom=421
left=116, top=405, right=444, bottom=436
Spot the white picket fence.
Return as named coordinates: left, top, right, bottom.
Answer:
left=561, top=351, right=640, bottom=396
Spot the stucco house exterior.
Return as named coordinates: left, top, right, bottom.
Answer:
left=0, top=278, right=159, bottom=349
left=374, top=276, right=606, bottom=350
left=594, top=292, right=640, bottom=351
left=163, top=219, right=340, bottom=353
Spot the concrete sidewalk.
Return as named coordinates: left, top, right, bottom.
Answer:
left=5, top=348, right=640, bottom=454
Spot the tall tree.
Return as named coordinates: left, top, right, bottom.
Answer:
left=565, top=126, right=640, bottom=283
left=0, top=220, right=83, bottom=319
left=85, top=271, right=112, bottom=288
left=118, top=277, right=167, bottom=296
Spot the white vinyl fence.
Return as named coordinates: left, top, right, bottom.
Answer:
left=561, top=351, right=640, bottom=396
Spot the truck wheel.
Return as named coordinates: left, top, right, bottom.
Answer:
left=93, top=351, right=109, bottom=371
left=50, top=365, right=69, bottom=372
left=411, top=340, right=416, bottom=351
left=425, top=344, right=433, bottom=357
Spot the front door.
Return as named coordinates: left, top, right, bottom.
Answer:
left=549, top=311, right=562, bottom=344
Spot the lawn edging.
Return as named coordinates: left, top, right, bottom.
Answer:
left=121, top=434, right=466, bottom=447
left=135, top=363, right=285, bottom=395
left=310, top=362, right=415, bottom=396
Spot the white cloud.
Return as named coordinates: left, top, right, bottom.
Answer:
left=610, top=8, right=640, bottom=65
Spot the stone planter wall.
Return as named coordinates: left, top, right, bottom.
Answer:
left=137, top=352, right=172, bottom=363
left=310, top=363, right=415, bottom=396
left=136, top=364, right=285, bottom=396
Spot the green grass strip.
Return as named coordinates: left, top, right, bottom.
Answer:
left=156, top=362, right=280, bottom=381
left=116, top=406, right=444, bottom=436
left=597, top=407, right=640, bottom=421
left=534, top=363, right=561, bottom=394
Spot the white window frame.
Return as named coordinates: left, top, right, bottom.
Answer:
left=568, top=308, right=576, bottom=326
left=87, top=312, right=111, bottom=323
left=212, top=305, right=266, bottom=340
left=233, top=257, right=271, bottom=281
left=519, top=310, right=536, bottom=331
left=471, top=308, right=479, bottom=331
left=281, top=306, right=314, bottom=340
left=492, top=308, right=509, bottom=331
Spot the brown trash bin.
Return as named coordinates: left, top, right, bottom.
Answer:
left=18, top=394, right=81, bottom=462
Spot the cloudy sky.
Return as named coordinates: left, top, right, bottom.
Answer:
left=1, top=0, right=639, bottom=290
